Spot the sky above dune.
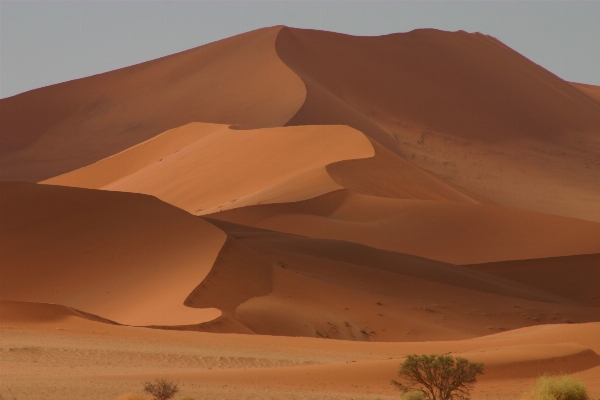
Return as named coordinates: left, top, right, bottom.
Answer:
left=1, top=1, right=599, bottom=98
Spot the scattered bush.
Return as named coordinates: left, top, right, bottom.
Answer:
left=522, top=375, right=588, bottom=400
left=143, top=379, right=179, bottom=400
left=391, top=354, right=484, bottom=400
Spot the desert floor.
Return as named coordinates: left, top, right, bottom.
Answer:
left=1, top=303, right=599, bottom=400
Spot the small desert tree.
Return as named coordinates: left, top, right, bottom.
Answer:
left=391, top=354, right=484, bottom=400
left=143, top=379, right=179, bottom=400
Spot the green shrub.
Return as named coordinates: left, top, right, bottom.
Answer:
left=391, top=354, right=484, bottom=400
left=522, top=375, right=588, bottom=400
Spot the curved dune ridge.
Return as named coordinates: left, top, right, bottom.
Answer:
left=0, top=26, right=306, bottom=182
left=0, top=182, right=226, bottom=326
left=185, top=219, right=600, bottom=341
left=43, top=123, right=375, bottom=214
left=211, top=189, right=600, bottom=265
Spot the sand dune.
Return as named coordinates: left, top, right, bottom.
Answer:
left=276, top=27, right=600, bottom=221
left=0, top=26, right=305, bottom=182
left=0, top=182, right=226, bottom=326
left=189, top=219, right=600, bottom=341
left=211, top=190, right=600, bottom=264
left=43, top=123, right=374, bottom=214
left=4, top=26, right=598, bottom=219
left=277, top=27, right=600, bottom=143
left=466, top=254, right=600, bottom=307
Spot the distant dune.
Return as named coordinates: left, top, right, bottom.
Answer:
left=1, top=25, right=599, bottom=400
left=212, top=189, right=600, bottom=264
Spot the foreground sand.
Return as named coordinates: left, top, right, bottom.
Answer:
left=1, top=302, right=599, bottom=400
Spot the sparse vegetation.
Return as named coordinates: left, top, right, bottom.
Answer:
left=402, top=390, right=427, bottom=400
left=143, top=379, right=179, bottom=400
left=522, top=375, right=589, bottom=400
left=391, top=354, right=484, bottom=400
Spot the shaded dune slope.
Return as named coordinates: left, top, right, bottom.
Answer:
left=326, top=138, right=485, bottom=202
left=0, top=26, right=306, bottom=182
left=43, top=123, right=375, bottom=214
left=0, top=182, right=226, bottom=326
left=275, top=27, right=600, bottom=221
left=184, top=219, right=600, bottom=342
left=276, top=27, right=600, bottom=144
left=211, top=190, right=600, bottom=265
left=466, top=254, right=600, bottom=308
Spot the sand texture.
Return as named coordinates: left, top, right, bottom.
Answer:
left=1, top=25, right=599, bottom=400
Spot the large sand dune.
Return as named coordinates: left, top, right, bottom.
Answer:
left=276, top=27, right=600, bottom=143
left=275, top=27, right=600, bottom=221
left=3, top=26, right=599, bottom=220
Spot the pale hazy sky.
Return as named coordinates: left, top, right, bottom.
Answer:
left=1, top=1, right=599, bottom=98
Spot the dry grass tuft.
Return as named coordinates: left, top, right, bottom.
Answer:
left=522, top=375, right=589, bottom=400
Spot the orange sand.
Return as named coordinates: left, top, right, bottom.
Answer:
left=43, top=123, right=374, bottom=215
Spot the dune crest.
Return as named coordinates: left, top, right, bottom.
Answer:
left=43, top=123, right=375, bottom=215
left=0, top=26, right=306, bottom=182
